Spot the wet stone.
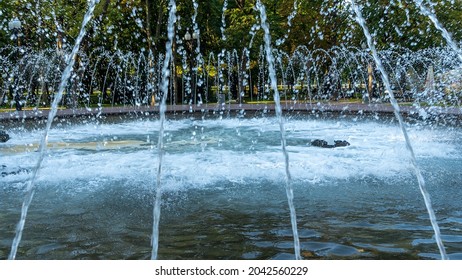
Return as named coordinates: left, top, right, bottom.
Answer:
left=0, top=131, right=9, bottom=143
left=310, top=139, right=350, bottom=148
left=1, top=166, right=30, bottom=177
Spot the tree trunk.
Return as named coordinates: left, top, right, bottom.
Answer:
left=145, top=0, right=153, bottom=53
left=154, top=0, right=166, bottom=51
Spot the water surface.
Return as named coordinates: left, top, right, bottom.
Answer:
left=1, top=115, right=461, bottom=259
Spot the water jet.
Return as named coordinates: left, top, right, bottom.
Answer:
left=1, top=0, right=462, bottom=260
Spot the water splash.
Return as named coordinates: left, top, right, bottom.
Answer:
left=412, top=0, right=462, bottom=62
left=191, top=0, right=203, bottom=105
left=151, top=0, right=177, bottom=260
left=350, top=0, right=448, bottom=260
left=221, top=0, right=228, bottom=41
left=256, top=0, right=301, bottom=260
left=276, top=0, right=298, bottom=46
left=8, top=0, right=100, bottom=260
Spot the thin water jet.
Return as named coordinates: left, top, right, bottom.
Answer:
left=412, top=0, right=462, bottom=63
left=7, top=0, right=100, bottom=260
left=351, top=0, right=448, bottom=260
left=151, top=0, right=177, bottom=261
left=256, top=0, right=301, bottom=260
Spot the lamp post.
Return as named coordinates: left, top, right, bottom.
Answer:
left=8, top=17, right=22, bottom=111
left=184, top=30, right=199, bottom=104
left=8, top=17, right=21, bottom=47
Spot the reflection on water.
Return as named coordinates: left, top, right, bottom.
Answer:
left=1, top=116, right=462, bottom=259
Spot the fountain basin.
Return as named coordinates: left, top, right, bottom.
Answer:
left=1, top=115, right=461, bottom=259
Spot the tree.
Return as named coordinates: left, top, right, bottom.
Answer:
left=350, top=0, right=462, bottom=51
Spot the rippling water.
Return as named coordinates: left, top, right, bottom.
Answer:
left=1, top=115, right=462, bottom=259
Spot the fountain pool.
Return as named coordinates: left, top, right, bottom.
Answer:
left=1, top=114, right=462, bottom=259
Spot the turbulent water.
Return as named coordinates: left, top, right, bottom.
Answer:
left=1, top=115, right=462, bottom=259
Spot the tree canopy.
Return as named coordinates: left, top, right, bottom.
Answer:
left=1, top=0, right=462, bottom=109
left=1, top=0, right=461, bottom=55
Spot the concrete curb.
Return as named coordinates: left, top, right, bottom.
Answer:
left=1, top=102, right=461, bottom=121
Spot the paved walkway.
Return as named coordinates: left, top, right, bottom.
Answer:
left=1, top=102, right=461, bottom=121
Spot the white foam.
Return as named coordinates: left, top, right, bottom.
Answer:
left=1, top=117, right=460, bottom=193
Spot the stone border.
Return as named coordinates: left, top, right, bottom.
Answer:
left=1, top=102, right=461, bottom=121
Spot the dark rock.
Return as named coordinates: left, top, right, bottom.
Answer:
left=311, top=139, right=330, bottom=148
left=1, top=165, right=30, bottom=177
left=334, top=140, right=350, bottom=147
left=311, top=139, right=350, bottom=148
left=0, top=130, right=10, bottom=142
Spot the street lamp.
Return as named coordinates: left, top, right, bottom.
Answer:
left=184, top=30, right=198, bottom=42
left=8, top=17, right=22, bottom=111
left=8, top=17, right=22, bottom=46
left=184, top=30, right=199, bottom=104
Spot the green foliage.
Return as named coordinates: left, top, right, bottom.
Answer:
left=352, top=0, right=462, bottom=50
left=1, top=0, right=462, bottom=55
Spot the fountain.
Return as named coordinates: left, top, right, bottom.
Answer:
left=1, top=0, right=462, bottom=260
left=1, top=115, right=462, bottom=259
